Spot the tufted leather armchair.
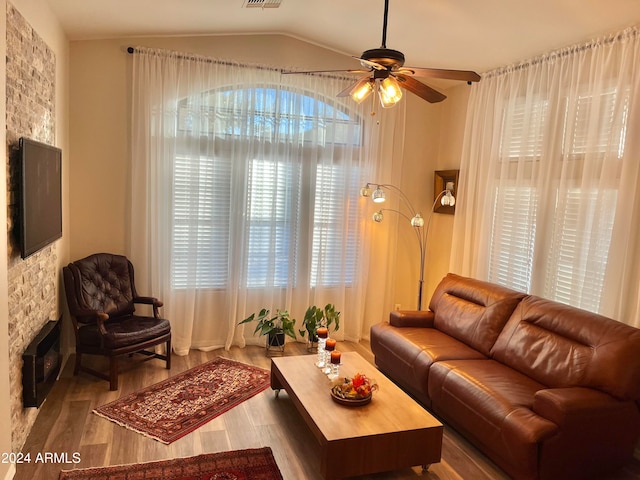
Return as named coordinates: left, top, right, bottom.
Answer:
left=63, top=253, right=171, bottom=390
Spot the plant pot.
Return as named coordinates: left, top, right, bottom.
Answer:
left=266, top=331, right=285, bottom=354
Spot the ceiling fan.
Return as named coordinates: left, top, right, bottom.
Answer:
left=283, top=0, right=480, bottom=107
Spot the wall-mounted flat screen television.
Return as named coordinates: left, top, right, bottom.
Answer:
left=19, top=137, right=62, bottom=259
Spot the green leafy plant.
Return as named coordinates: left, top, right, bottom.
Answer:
left=239, top=308, right=297, bottom=342
left=299, top=303, right=341, bottom=340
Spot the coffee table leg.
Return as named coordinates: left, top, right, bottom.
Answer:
left=270, top=362, right=285, bottom=395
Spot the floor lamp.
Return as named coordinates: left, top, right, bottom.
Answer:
left=361, top=183, right=455, bottom=310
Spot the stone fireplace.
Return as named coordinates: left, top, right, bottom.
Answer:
left=6, top=3, right=59, bottom=450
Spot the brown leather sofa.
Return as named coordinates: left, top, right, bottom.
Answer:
left=370, top=273, right=640, bottom=480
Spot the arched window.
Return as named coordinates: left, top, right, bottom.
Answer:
left=172, top=86, right=363, bottom=290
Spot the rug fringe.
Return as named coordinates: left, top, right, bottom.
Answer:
left=91, top=410, right=171, bottom=444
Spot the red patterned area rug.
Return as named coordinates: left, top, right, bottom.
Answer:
left=58, top=447, right=283, bottom=480
left=93, top=357, right=271, bottom=444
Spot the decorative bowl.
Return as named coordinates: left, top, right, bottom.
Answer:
left=330, top=388, right=372, bottom=406
left=329, top=373, right=378, bottom=406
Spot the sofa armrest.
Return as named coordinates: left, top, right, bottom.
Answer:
left=533, top=387, right=638, bottom=427
left=389, top=310, right=435, bottom=328
left=503, top=407, right=559, bottom=445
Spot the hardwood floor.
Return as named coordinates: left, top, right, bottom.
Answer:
left=14, top=341, right=640, bottom=480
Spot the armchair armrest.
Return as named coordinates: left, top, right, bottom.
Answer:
left=134, top=296, right=163, bottom=307
left=74, top=309, right=109, bottom=335
left=134, top=296, right=164, bottom=317
left=389, top=310, right=435, bottom=328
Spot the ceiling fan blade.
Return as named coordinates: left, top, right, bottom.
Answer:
left=337, top=75, right=370, bottom=97
left=282, top=68, right=370, bottom=75
left=401, top=67, right=481, bottom=83
left=396, top=75, right=446, bottom=103
left=353, top=56, right=386, bottom=71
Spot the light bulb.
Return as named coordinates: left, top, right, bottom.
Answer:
left=441, top=191, right=456, bottom=206
left=350, top=79, right=374, bottom=104
left=360, top=185, right=372, bottom=197
left=372, top=187, right=386, bottom=203
left=411, top=213, right=424, bottom=227
left=378, top=77, right=403, bottom=108
left=373, top=211, right=383, bottom=222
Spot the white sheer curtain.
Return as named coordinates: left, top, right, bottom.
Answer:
left=129, top=46, right=404, bottom=353
left=451, top=27, right=640, bottom=326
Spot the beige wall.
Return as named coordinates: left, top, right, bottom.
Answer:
left=386, top=84, right=471, bottom=311
left=425, top=84, right=471, bottom=299
left=391, top=97, right=444, bottom=311
left=68, top=40, right=130, bottom=259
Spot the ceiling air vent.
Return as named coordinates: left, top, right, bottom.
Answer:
left=243, top=0, right=282, bottom=8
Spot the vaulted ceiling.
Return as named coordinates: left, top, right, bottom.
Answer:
left=46, top=0, right=640, bottom=75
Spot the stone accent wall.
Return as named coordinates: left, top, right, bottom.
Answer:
left=5, top=3, right=58, bottom=451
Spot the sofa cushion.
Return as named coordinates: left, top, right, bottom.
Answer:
left=428, top=359, right=558, bottom=479
left=491, top=295, right=640, bottom=401
left=428, top=273, right=525, bottom=356
left=78, top=316, right=171, bottom=349
left=370, top=321, right=486, bottom=406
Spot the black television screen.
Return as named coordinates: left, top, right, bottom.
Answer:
left=19, top=137, right=62, bottom=259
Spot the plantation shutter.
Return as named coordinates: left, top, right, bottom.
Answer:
left=172, top=155, right=231, bottom=288
left=487, top=97, right=547, bottom=292
left=544, top=188, right=616, bottom=311
left=542, top=89, right=626, bottom=308
left=500, top=98, right=549, bottom=159
left=246, top=158, right=298, bottom=288
left=564, top=89, right=628, bottom=159
left=488, top=185, right=537, bottom=293
left=311, top=163, right=359, bottom=286
left=488, top=87, right=628, bottom=308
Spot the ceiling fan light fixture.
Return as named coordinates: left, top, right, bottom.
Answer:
left=378, top=76, right=402, bottom=108
left=350, top=78, right=374, bottom=103
left=281, top=0, right=479, bottom=107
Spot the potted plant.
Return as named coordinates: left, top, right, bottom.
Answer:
left=239, top=308, right=297, bottom=353
left=299, top=303, right=341, bottom=349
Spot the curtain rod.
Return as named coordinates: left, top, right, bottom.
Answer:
left=127, top=46, right=277, bottom=70
left=483, top=25, right=638, bottom=78
left=126, top=46, right=356, bottom=82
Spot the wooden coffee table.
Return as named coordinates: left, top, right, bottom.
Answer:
left=270, top=352, right=443, bottom=479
